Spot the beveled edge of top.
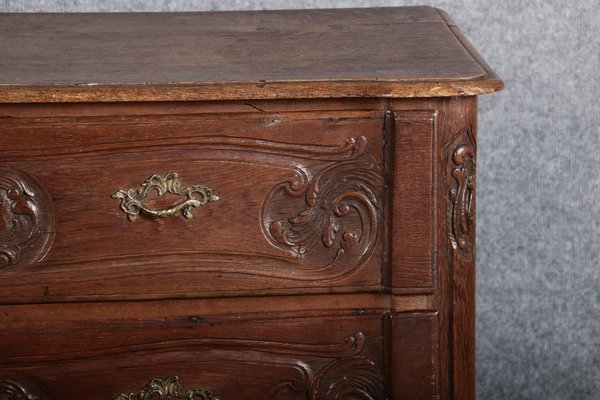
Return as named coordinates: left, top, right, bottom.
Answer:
left=434, top=8, right=504, bottom=95
left=0, top=7, right=504, bottom=104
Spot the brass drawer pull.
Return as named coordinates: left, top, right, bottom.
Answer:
left=113, top=376, right=218, bottom=400
left=112, top=172, right=219, bottom=221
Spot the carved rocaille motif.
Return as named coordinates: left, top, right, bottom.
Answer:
left=308, top=357, right=384, bottom=400
left=107, top=333, right=383, bottom=400
left=0, top=376, right=52, bottom=400
left=113, top=376, right=218, bottom=400
left=0, top=171, right=55, bottom=268
left=448, top=128, right=476, bottom=258
left=265, top=332, right=384, bottom=399
left=262, top=136, right=384, bottom=280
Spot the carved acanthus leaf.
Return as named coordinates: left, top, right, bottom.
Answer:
left=308, top=357, right=385, bottom=400
left=262, top=136, right=383, bottom=280
left=263, top=332, right=384, bottom=400
left=448, top=128, right=476, bottom=258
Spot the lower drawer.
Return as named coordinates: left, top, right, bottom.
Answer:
left=0, top=297, right=443, bottom=400
left=0, top=306, right=386, bottom=399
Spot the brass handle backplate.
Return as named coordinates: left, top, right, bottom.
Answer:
left=113, top=376, right=219, bottom=400
left=112, top=172, right=219, bottom=221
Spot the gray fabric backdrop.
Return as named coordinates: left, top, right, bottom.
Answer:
left=2, top=1, right=598, bottom=399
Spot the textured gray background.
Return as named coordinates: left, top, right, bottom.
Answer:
left=2, top=1, right=598, bottom=399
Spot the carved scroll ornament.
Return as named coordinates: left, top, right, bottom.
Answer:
left=265, top=332, right=384, bottom=399
left=0, top=170, right=55, bottom=268
left=448, top=128, right=476, bottom=258
left=262, top=136, right=384, bottom=280
left=308, top=357, right=384, bottom=400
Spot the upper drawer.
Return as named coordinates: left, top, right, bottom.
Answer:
left=0, top=110, right=386, bottom=303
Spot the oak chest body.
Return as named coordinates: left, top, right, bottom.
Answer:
left=0, top=7, right=503, bottom=400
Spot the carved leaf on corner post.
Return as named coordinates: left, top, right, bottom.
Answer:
left=261, top=136, right=384, bottom=280
left=448, top=128, right=476, bottom=259
left=0, top=170, right=55, bottom=269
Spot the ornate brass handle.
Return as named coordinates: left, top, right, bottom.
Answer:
left=113, top=376, right=218, bottom=400
left=112, top=173, right=219, bottom=221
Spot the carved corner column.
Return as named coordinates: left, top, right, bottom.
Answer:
left=390, top=96, right=479, bottom=400
left=439, top=96, right=478, bottom=400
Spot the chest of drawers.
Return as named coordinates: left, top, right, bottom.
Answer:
left=0, top=7, right=502, bottom=400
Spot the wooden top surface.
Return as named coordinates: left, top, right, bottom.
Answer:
left=0, top=7, right=503, bottom=103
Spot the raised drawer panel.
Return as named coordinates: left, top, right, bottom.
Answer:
left=0, top=111, right=386, bottom=303
left=0, top=299, right=445, bottom=400
left=0, top=309, right=386, bottom=400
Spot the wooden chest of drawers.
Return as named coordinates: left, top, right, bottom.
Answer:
left=0, top=7, right=502, bottom=400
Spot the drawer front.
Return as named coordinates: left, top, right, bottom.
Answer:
left=0, top=310, right=386, bottom=400
left=0, top=110, right=386, bottom=303
left=0, top=299, right=443, bottom=400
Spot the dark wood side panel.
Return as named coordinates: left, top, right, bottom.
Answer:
left=390, top=110, right=438, bottom=290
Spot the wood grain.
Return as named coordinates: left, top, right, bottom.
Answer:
left=390, top=96, right=478, bottom=400
left=0, top=96, right=487, bottom=399
left=390, top=110, right=438, bottom=290
left=436, top=96, right=478, bottom=400
left=0, top=7, right=503, bottom=103
left=0, top=110, right=386, bottom=303
left=0, top=312, right=386, bottom=400
left=386, top=313, right=440, bottom=399
left=442, top=99, right=478, bottom=400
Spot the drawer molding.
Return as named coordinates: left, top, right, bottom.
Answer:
left=0, top=170, right=55, bottom=269
left=2, top=331, right=384, bottom=400
left=112, top=172, right=220, bottom=221
left=3, top=333, right=367, bottom=365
